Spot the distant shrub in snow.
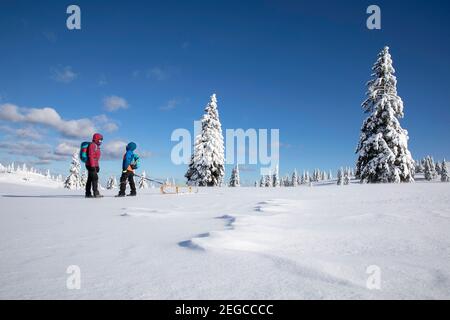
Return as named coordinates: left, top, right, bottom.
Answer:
left=229, top=165, right=240, bottom=187
left=441, top=160, right=449, bottom=182
left=106, top=175, right=118, bottom=189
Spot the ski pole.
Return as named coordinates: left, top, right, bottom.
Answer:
left=133, top=174, right=165, bottom=185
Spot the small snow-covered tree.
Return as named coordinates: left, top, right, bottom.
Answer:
left=229, top=165, right=241, bottom=187
left=328, top=170, right=333, bottom=181
left=435, top=162, right=442, bottom=175
left=272, top=165, right=280, bottom=187
left=415, top=160, right=424, bottom=174
left=254, top=181, right=258, bottom=187
left=355, top=46, right=415, bottom=183
left=259, top=176, right=265, bottom=187
left=185, top=94, right=225, bottom=186
left=291, top=170, right=298, bottom=187
left=138, top=171, right=149, bottom=189
left=424, top=156, right=437, bottom=181
left=64, top=152, right=83, bottom=190
left=106, top=175, right=118, bottom=189
left=264, top=174, right=272, bottom=187
left=344, top=168, right=350, bottom=185
left=80, top=170, right=87, bottom=187
left=441, top=160, right=449, bottom=182
left=337, top=168, right=344, bottom=186
left=283, top=174, right=297, bottom=187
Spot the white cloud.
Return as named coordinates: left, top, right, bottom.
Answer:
left=102, top=140, right=127, bottom=160
left=0, top=104, right=118, bottom=139
left=51, top=66, right=77, bottom=83
left=103, top=95, right=129, bottom=112
left=147, top=67, right=171, bottom=81
left=0, top=125, right=43, bottom=140
left=160, top=99, right=180, bottom=111
left=54, top=142, right=78, bottom=156
left=0, top=103, right=25, bottom=121
left=0, top=141, right=67, bottom=162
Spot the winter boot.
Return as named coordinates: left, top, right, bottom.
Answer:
left=127, top=191, right=137, bottom=197
left=85, top=193, right=93, bottom=198
left=116, top=192, right=126, bottom=198
left=93, top=191, right=103, bottom=198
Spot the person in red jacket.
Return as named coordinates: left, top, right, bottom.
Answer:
left=86, top=133, right=103, bottom=198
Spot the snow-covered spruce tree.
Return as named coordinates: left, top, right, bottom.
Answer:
left=344, top=168, right=350, bottom=185
left=435, top=162, right=442, bottom=175
left=355, top=46, right=415, bottom=183
left=441, top=160, right=449, bottom=182
left=337, top=168, right=344, bottom=186
left=292, top=170, right=298, bottom=187
left=272, top=165, right=280, bottom=187
left=264, top=174, right=272, bottom=187
left=229, top=165, right=240, bottom=187
left=139, top=171, right=149, bottom=189
left=283, top=174, right=290, bottom=187
left=415, top=160, right=424, bottom=174
left=424, top=157, right=433, bottom=181
left=106, top=175, right=118, bottom=189
left=259, top=176, right=265, bottom=187
left=80, top=170, right=87, bottom=187
left=64, top=152, right=82, bottom=190
left=185, top=94, right=225, bottom=186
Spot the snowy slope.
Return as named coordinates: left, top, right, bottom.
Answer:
left=0, top=171, right=63, bottom=188
left=0, top=182, right=449, bottom=299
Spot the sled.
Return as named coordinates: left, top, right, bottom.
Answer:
left=133, top=173, right=198, bottom=195
left=160, top=184, right=199, bottom=195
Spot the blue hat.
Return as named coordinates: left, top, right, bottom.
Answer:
left=126, top=142, right=137, bottom=151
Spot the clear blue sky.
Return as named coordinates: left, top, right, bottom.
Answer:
left=0, top=0, right=449, bottom=184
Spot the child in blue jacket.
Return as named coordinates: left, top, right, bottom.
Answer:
left=117, top=142, right=140, bottom=197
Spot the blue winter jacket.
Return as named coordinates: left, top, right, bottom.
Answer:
left=122, top=142, right=140, bottom=171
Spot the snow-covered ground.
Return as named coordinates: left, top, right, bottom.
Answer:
left=0, top=181, right=449, bottom=299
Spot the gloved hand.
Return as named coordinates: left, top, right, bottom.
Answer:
left=96, top=167, right=100, bottom=173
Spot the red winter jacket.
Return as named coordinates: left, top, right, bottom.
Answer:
left=87, top=142, right=101, bottom=167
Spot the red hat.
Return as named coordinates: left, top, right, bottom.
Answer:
left=92, top=133, right=103, bottom=143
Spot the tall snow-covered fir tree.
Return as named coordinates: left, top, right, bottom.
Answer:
left=64, top=152, right=83, bottom=190
left=441, top=160, right=449, bottom=182
left=229, top=165, right=240, bottom=187
left=185, top=94, right=225, bottom=186
left=355, top=46, right=415, bottom=183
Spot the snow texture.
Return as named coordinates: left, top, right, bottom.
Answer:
left=1, top=180, right=449, bottom=299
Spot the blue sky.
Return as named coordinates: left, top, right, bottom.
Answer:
left=0, top=0, right=449, bottom=184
